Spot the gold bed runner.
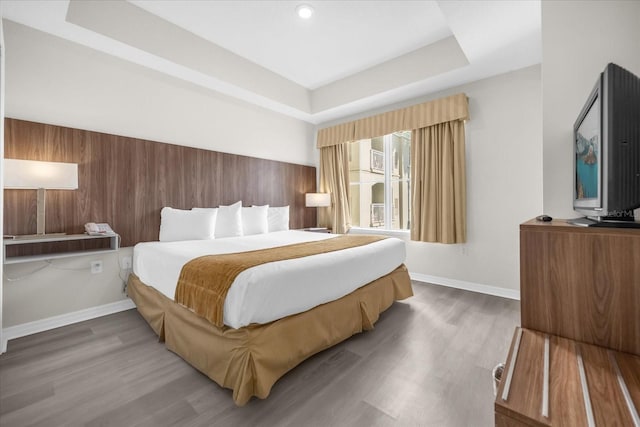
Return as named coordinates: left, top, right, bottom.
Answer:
left=175, top=234, right=386, bottom=327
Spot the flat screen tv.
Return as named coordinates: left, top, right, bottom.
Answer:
left=570, top=63, right=640, bottom=228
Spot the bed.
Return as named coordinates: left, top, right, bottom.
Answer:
left=127, top=230, right=413, bottom=405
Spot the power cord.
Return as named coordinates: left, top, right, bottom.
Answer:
left=4, top=262, right=51, bottom=281
left=4, top=250, right=132, bottom=296
left=4, top=256, right=131, bottom=283
left=45, top=259, right=91, bottom=271
left=117, top=254, right=132, bottom=294
left=4, top=259, right=91, bottom=281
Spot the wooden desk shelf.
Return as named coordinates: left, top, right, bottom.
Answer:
left=495, top=219, right=640, bottom=426
left=3, top=233, right=119, bottom=264
left=496, top=328, right=640, bottom=426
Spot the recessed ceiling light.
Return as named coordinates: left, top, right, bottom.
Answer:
left=296, top=4, right=314, bottom=20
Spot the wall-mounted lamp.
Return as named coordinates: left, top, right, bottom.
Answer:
left=4, top=159, right=79, bottom=236
left=305, top=192, right=331, bottom=208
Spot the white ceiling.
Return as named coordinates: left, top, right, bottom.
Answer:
left=130, top=1, right=453, bottom=90
left=0, top=0, right=541, bottom=125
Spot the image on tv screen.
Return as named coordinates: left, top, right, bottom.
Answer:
left=576, top=99, right=600, bottom=200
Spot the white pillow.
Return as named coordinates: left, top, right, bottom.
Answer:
left=215, top=201, right=243, bottom=238
left=192, top=207, right=218, bottom=213
left=242, top=206, right=269, bottom=235
left=192, top=207, right=218, bottom=215
left=159, top=207, right=217, bottom=242
left=268, top=206, right=289, bottom=232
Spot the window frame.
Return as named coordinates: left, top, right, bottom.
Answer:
left=349, top=131, right=410, bottom=232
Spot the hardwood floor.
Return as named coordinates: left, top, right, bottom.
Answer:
left=0, top=281, right=519, bottom=427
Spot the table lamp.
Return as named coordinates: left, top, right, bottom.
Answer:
left=4, top=159, right=79, bottom=237
left=305, top=193, right=331, bottom=208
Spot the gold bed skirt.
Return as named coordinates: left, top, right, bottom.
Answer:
left=127, top=265, right=413, bottom=406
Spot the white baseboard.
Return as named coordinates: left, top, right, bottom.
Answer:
left=409, top=272, right=520, bottom=301
left=1, top=299, right=136, bottom=353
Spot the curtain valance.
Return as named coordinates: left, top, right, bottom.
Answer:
left=353, top=108, right=405, bottom=141
left=316, top=122, right=355, bottom=149
left=316, top=93, right=468, bottom=148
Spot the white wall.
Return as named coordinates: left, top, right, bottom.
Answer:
left=542, top=1, right=640, bottom=217
left=331, top=65, right=543, bottom=294
left=3, top=249, right=131, bottom=328
left=1, top=21, right=315, bottom=330
left=4, top=20, right=316, bottom=166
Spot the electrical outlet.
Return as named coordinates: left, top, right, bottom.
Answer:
left=91, top=260, right=103, bottom=274
left=122, top=256, right=132, bottom=270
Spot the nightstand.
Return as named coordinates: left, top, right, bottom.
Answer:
left=301, top=227, right=332, bottom=233
left=3, top=233, right=120, bottom=264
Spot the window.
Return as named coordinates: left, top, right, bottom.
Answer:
left=348, top=131, right=411, bottom=230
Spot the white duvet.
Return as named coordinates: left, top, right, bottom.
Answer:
left=133, top=230, right=406, bottom=329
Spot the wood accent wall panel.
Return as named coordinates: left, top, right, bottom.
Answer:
left=520, top=219, right=640, bottom=356
left=4, top=119, right=316, bottom=247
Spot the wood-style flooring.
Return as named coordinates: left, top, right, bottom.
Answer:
left=0, top=281, right=519, bottom=427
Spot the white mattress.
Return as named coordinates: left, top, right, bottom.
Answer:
left=132, top=230, right=406, bottom=329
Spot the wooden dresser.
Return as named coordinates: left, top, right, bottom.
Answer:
left=494, top=219, right=640, bottom=426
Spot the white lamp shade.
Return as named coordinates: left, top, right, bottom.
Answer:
left=4, top=159, right=78, bottom=190
left=305, top=193, right=331, bottom=207
left=296, top=4, right=314, bottom=19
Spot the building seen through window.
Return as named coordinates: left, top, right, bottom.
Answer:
left=348, top=131, right=411, bottom=230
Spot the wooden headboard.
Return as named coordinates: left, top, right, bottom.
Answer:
left=3, top=118, right=317, bottom=247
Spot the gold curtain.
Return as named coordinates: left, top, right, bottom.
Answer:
left=316, top=93, right=468, bottom=239
left=317, top=122, right=355, bottom=149
left=319, top=144, right=351, bottom=234
left=353, top=108, right=406, bottom=141
left=317, top=93, right=468, bottom=147
left=410, top=120, right=466, bottom=243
